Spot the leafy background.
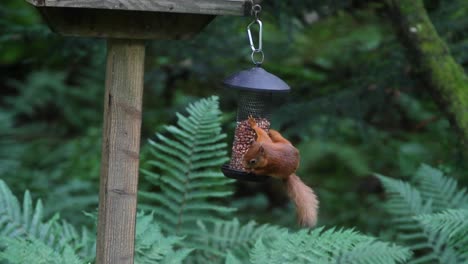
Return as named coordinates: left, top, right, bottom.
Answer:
left=1, top=0, right=467, bottom=263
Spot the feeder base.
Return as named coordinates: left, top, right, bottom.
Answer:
left=221, top=164, right=270, bottom=182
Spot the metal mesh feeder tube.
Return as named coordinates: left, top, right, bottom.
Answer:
left=221, top=66, right=290, bottom=182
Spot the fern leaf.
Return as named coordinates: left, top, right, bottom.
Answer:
left=377, top=166, right=468, bottom=264
left=413, top=164, right=468, bottom=211
left=225, top=252, right=245, bottom=264
left=376, top=174, right=432, bottom=217
left=0, top=180, right=95, bottom=261
left=54, top=220, right=96, bottom=261
left=134, top=211, right=192, bottom=264
left=249, top=227, right=410, bottom=264
left=415, top=209, right=468, bottom=263
left=191, top=219, right=286, bottom=262
left=0, top=180, right=54, bottom=242
left=139, top=96, right=233, bottom=238
left=336, top=240, right=412, bottom=264
left=0, top=236, right=83, bottom=264
left=375, top=174, right=433, bottom=253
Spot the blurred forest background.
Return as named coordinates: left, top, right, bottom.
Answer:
left=1, top=0, right=467, bottom=252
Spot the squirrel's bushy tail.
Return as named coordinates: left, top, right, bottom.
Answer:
left=286, top=174, right=319, bottom=227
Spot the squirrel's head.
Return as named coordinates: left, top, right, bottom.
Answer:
left=243, top=142, right=266, bottom=169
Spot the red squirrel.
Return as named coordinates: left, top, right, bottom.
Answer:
left=243, top=116, right=319, bottom=227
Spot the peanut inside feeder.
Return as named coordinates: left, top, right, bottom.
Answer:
left=221, top=66, right=290, bottom=182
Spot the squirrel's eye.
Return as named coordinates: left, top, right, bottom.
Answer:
left=249, top=159, right=256, bottom=165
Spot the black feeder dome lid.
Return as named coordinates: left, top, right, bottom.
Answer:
left=223, top=66, right=290, bottom=92
left=222, top=66, right=290, bottom=182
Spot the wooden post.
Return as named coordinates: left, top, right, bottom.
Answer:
left=97, top=39, right=145, bottom=264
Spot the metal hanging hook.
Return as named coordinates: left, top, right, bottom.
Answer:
left=247, top=19, right=262, bottom=52
left=247, top=1, right=264, bottom=65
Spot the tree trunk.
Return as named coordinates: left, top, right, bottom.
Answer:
left=386, top=0, right=468, bottom=155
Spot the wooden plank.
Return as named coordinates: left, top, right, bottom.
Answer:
left=39, top=7, right=215, bottom=39
left=96, top=39, right=145, bottom=264
left=27, top=0, right=249, bottom=16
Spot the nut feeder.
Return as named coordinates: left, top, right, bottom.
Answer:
left=221, top=2, right=290, bottom=182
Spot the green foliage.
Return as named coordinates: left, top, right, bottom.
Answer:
left=139, top=96, right=234, bottom=236
left=1, top=179, right=56, bottom=245
left=250, top=227, right=410, bottom=264
left=0, top=180, right=94, bottom=259
left=139, top=96, right=240, bottom=262
left=1, top=0, right=468, bottom=262
left=0, top=236, right=83, bottom=264
left=0, top=1, right=105, bottom=226
left=377, top=164, right=468, bottom=263
left=413, top=164, right=468, bottom=211
left=298, top=140, right=370, bottom=177
left=194, top=219, right=286, bottom=262
left=295, top=11, right=384, bottom=71
left=134, top=211, right=192, bottom=264
left=5, top=69, right=104, bottom=131
left=0, top=112, right=23, bottom=176
left=0, top=179, right=95, bottom=262
left=138, top=97, right=413, bottom=264
left=7, top=96, right=468, bottom=264
left=2, top=0, right=466, bottom=234
left=430, top=0, right=468, bottom=66
left=263, top=3, right=464, bottom=231
left=0, top=179, right=194, bottom=264
left=3, top=126, right=101, bottom=226
left=39, top=128, right=101, bottom=221
left=415, top=209, right=468, bottom=261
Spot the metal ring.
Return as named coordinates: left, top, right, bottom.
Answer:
left=252, top=4, right=262, bottom=12
left=252, top=4, right=262, bottom=18
left=251, top=50, right=264, bottom=65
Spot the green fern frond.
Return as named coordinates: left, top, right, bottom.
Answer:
left=375, top=174, right=432, bottom=249
left=413, top=164, right=468, bottom=211
left=250, top=227, right=411, bottom=264
left=54, top=220, right=96, bottom=261
left=225, top=252, right=244, bottom=264
left=134, top=211, right=192, bottom=264
left=377, top=165, right=468, bottom=264
left=0, top=179, right=95, bottom=262
left=190, top=219, right=286, bottom=262
left=0, top=180, right=55, bottom=242
left=415, top=209, right=468, bottom=263
left=375, top=174, right=432, bottom=217
left=139, top=96, right=235, bottom=238
left=0, top=236, right=83, bottom=264
left=336, top=240, right=411, bottom=264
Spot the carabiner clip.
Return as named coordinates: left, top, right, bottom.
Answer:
left=247, top=19, right=263, bottom=52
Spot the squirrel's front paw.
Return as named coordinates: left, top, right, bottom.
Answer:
left=247, top=115, right=257, bottom=128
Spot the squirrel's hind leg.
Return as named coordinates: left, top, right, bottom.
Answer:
left=269, top=129, right=292, bottom=145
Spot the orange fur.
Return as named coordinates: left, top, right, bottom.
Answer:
left=248, top=116, right=272, bottom=143
left=268, top=129, right=292, bottom=145
left=243, top=116, right=319, bottom=227
left=286, top=174, right=319, bottom=227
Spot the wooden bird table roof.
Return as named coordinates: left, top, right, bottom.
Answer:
left=26, top=0, right=249, bottom=16
left=25, top=0, right=250, bottom=39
